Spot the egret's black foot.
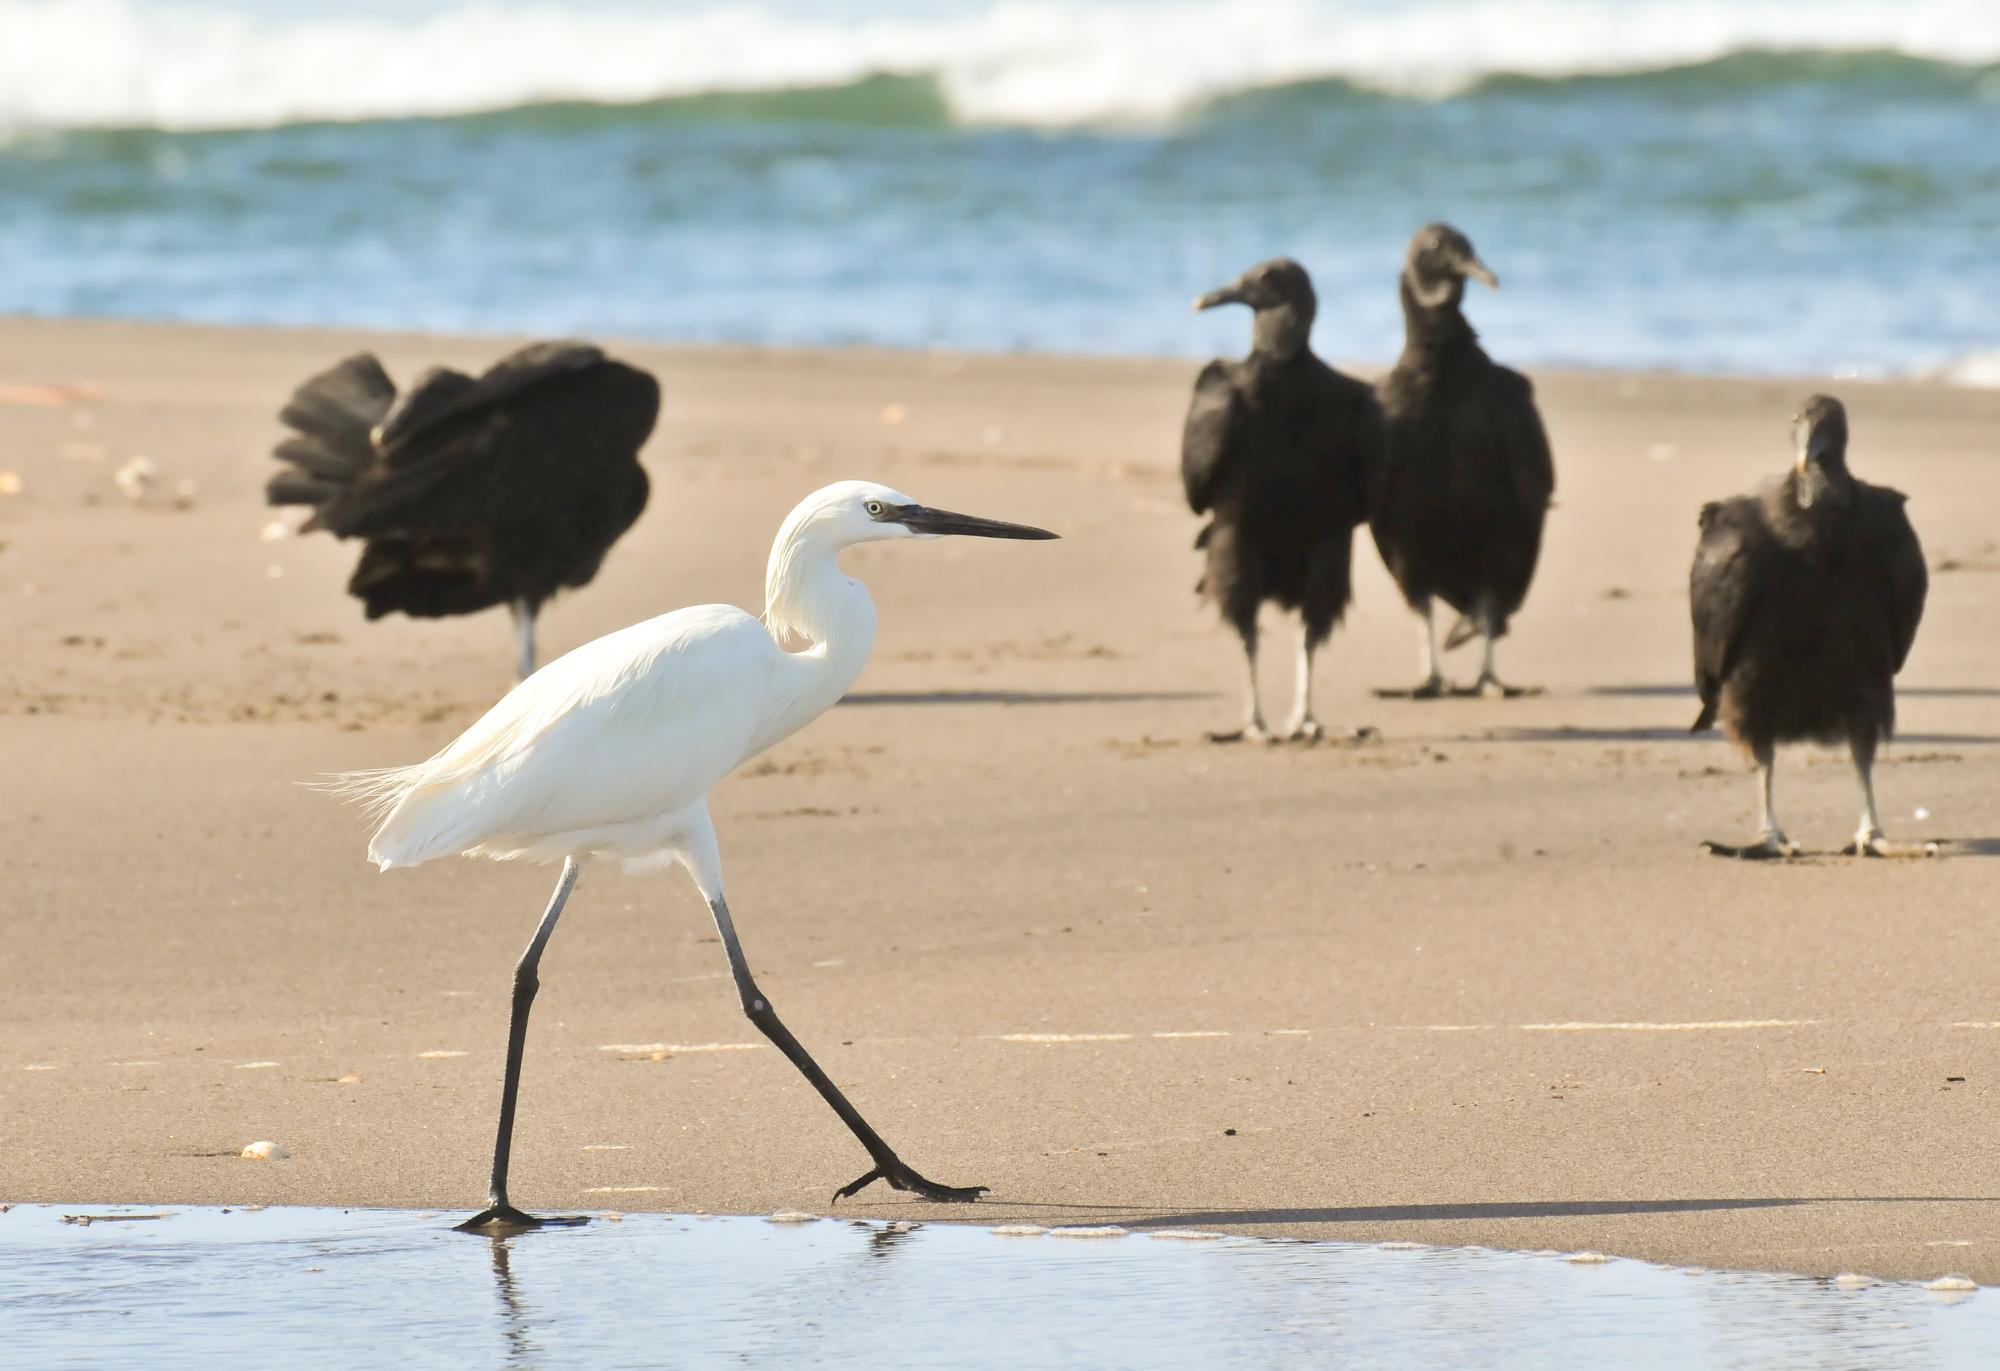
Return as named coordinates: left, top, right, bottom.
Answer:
left=454, top=1203, right=590, bottom=1234
left=1700, top=836, right=1800, bottom=861
left=832, top=1160, right=988, bottom=1205
left=1375, top=675, right=1446, bottom=700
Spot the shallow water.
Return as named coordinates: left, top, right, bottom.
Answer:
left=1, top=1206, right=1992, bottom=1369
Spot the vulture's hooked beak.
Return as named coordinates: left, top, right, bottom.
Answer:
left=1193, top=281, right=1249, bottom=312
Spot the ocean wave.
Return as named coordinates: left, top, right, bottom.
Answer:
left=4, top=0, right=1999, bottom=132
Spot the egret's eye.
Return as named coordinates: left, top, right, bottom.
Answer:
left=865, top=500, right=885, bottom=518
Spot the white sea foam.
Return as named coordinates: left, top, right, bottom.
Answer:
left=3, top=0, right=1997, bottom=131
left=1935, top=350, right=2000, bottom=389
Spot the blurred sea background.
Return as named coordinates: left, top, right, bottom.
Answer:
left=1, top=0, right=1996, bottom=380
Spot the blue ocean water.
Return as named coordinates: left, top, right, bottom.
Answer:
left=0, top=1, right=1996, bottom=378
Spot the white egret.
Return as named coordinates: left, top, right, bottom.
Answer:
left=333, top=480, right=1057, bottom=1230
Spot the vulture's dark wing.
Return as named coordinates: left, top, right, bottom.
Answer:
left=1871, top=486, right=1928, bottom=673
left=1333, top=371, right=1386, bottom=524
left=1181, top=359, right=1243, bottom=515
left=313, top=344, right=660, bottom=541
left=1688, top=496, right=1762, bottom=731
left=1492, top=366, right=1555, bottom=511
left=267, top=353, right=397, bottom=508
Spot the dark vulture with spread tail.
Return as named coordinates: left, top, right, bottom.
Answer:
left=268, top=341, right=658, bottom=679
left=1182, top=257, right=1382, bottom=742
left=1371, top=223, right=1553, bottom=698
left=1690, top=394, right=1928, bottom=858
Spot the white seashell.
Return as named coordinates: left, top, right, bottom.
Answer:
left=113, top=457, right=157, bottom=500
left=241, top=1140, right=289, bottom=1161
left=0, top=471, right=21, bottom=495
left=260, top=519, right=293, bottom=542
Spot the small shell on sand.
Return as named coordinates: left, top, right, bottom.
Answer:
left=260, top=519, right=293, bottom=542
left=1926, top=1274, right=1978, bottom=1292
left=241, top=1140, right=289, bottom=1161
left=991, top=1225, right=1047, bottom=1237
left=768, top=1211, right=818, bottom=1224
left=879, top=402, right=907, bottom=425
left=335, top=1072, right=362, bottom=1084
left=0, top=471, right=21, bottom=495
left=1048, top=1226, right=1127, bottom=1239
left=1564, top=1251, right=1613, bottom=1264
left=113, top=457, right=157, bottom=500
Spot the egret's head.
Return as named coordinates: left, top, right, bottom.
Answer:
left=1404, top=223, right=1497, bottom=307
left=784, top=480, right=1059, bottom=547
left=767, top=481, right=1057, bottom=636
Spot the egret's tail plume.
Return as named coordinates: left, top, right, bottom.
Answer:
left=309, top=766, right=428, bottom=867
left=267, top=354, right=396, bottom=514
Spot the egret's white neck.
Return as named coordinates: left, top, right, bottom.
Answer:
left=764, top=523, right=879, bottom=712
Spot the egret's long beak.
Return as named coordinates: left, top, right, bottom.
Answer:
left=897, top=505, right=1059, bottom=540
left=1193, top=281, right=1248, bottom=312
left=1461, top=255, right=1499, bottom=290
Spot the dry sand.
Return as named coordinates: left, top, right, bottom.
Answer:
left=3, top=316, right=1999, bottom=1281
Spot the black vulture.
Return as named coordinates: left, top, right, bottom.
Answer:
left=269, top=341, right=658, bottom=678
left=1690, top=395, right=1930, bottom=858
left=1182, top=258, right=1382, bottom=742
left=1370, top=224, right=1553, bottom=697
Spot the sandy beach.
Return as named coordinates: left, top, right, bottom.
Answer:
left=3, top=315, right=1999, bottom=1282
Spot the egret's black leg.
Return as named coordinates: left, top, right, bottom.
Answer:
left=457, top=858, right=589, bottom=1233
left=705, top=894, right=985, bottom=1205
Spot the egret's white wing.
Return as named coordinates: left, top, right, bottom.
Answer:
left=362, top=604, right=789, bottom=867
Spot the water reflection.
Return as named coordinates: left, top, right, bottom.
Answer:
left=1, top=1206, right=1992, bottom=1370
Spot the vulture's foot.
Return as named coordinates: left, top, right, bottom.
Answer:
left=1455, top=672, right=1541, bottom=700
left=1205, top=722, right=1278, bottom=745
left=1844, top=831, right=1940, bottom=859
left=1374, top=674, right=1447, bottom=701
left=1700, top=835, right=1801, bottom=861
left=1282, top=717, right=1325, bottom=745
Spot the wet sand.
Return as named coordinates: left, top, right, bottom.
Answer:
left=3, top=316, right=1999, bottom=1281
